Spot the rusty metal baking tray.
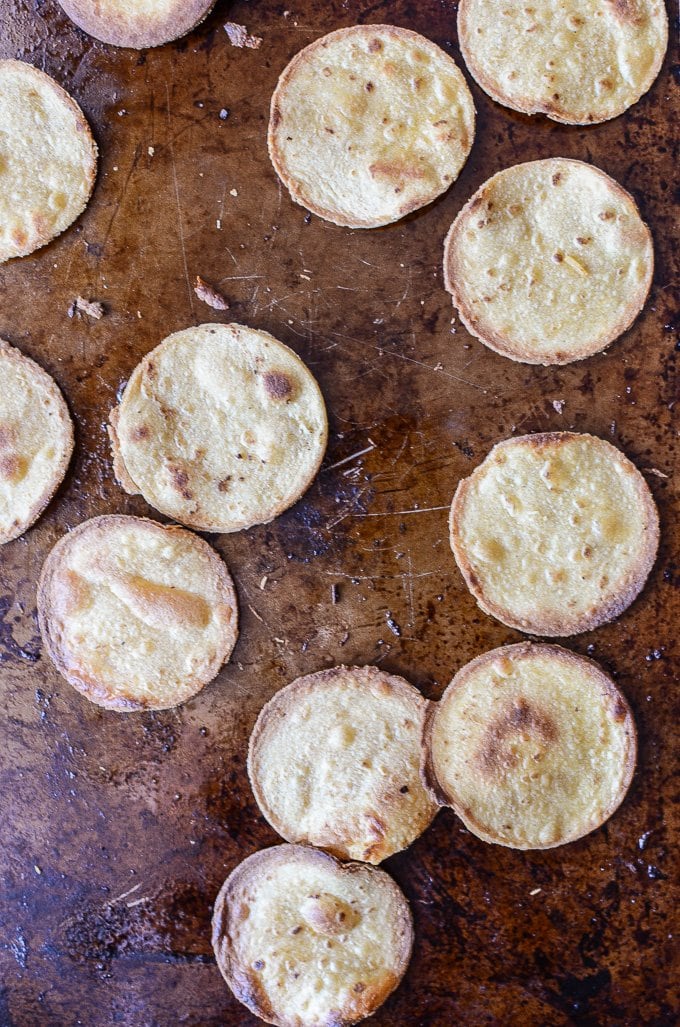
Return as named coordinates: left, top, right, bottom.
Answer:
left=0, top=1, right=677, bottom=1024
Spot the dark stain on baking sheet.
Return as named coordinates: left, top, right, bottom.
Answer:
left=0, top=0, right=677, bottom=1025
left=0, top=595, right=41, bottom=664
left=62, top=880, right=214, bottom=970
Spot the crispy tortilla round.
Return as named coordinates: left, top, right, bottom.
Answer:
left=457, top=0, right=668, bottom=124
left=0, top=60, right=97, bottom=263
left=248, top=665, right=438, bottom=863
left=444, top=159, right=653, bottom=365
left=38, top=515, right=239, bottom=711
left=109, top=323, right=328, bottom=533
left=423, top=643, right=636, bottom=849
left=57, top=0, right=216, bottom=48
left=268, top=24, right=475, bottom=228
left=0, top=339, right=73, bottom=544
left=212, top=844, right=413, bottom=1027
left=450, top=432, right=659, bottom=636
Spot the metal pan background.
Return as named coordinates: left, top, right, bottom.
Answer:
left=0, top=2, right=677, bottom=1024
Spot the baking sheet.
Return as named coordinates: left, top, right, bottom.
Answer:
left=0, top=1, right=677, bottom=1023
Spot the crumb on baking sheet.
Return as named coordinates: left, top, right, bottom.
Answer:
left=194, top=276, right=229, bottom=311
left=385, top=612, right=401, bottom=637
left=68, top=296, right=105, bottom=320
left=224, top=22, right=262, bottom=49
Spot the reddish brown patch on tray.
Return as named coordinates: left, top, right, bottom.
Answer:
left=262, top=371, right=293, bottom=400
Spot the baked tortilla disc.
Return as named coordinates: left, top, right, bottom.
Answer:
left=458, top=0, right=668, bottom=124
left=0, top=339, right=73, bottom=544
left=268, top=24, right=475, bottom=228
left=248, top=665, right=438, bottom=864
left=444, top=159, right=653, bottom=365
left=109, top=323, right=328, bottom=533
left=212, top=845, right=413, bottom=1027
left=57, top=0, right=216, bottom=48
left=38, top=515, right=238, bottom=711
left=0, top=60, right=97, bottom=263
left=423, top=643, right=637, bottom=849
left=450, top=432, right=659, bottom=636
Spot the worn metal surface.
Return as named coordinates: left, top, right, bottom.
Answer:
left=0, top=1, right=677, bottom=1024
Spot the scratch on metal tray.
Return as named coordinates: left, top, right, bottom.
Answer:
left=322, top=569, right=439, bottom=582
left=107, top=882, right=142, bottom=906
left=325, top=485, right=371, bottom=530
left=404, top=551, right=415, bottom=630
left=325, top=443, right=376, bottom=472
left=165, top=82, right=195, bottom=314
left=100, top=144, right=142, bottom=256
left=394, top=342, right=494, bottom=397
left=358, top=505, right=450, bottom=517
